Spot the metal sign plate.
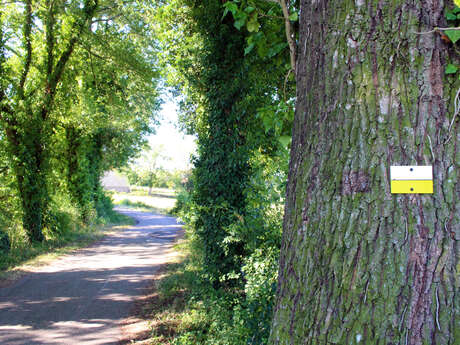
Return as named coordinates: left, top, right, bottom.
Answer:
left=390, top=166, right=433, bottom=194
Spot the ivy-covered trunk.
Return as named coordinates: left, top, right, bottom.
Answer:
left=269, top=1, right=459, bottom=344
left=65, top=126, right=94, bottom=223
left=12, top=126, right=48, bottom=242
left=188, top=0, right=251, bottom=282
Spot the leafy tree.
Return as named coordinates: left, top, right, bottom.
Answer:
left=57, top=8, right=160, bottom=221
left=156, top=0, right=295, bottom=282
left=0, top=0, right=100, bottom=241
left=152, top=0, right=296, bottom=343
left=0, top=0, right=160, bottom=237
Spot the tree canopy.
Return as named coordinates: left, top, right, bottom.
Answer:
left=0, top=0, right=161, bottom=240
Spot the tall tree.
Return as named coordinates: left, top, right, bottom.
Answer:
left=270, top=1, right=459, bottom=344
left=0, top=0, right=159, bottom=239
left=187, top=0, right=253, bottom=282
left=0, top=0, right=99, bottom=241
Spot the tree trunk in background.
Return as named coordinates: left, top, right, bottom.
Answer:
left=65, top=126, right=94, bottom=223
left=270, top=0, right=458, bottom=344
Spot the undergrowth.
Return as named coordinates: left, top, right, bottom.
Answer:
left=134, top=151, right=287, bottom=345
left=130, top=215, right=280, bottom=345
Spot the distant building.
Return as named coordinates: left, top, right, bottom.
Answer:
left=101, top=171, right=131, bottom=193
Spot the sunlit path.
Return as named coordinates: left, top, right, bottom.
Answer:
left=0, top=209, right=182, bottom=345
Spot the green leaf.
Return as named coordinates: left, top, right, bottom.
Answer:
left=445, top=29, right=460, bottom=43
left=288, top=12, right=298, bottom=21
left=234, top=18, right=246, bottom=30
left=223, top=2, right=238, bottom=15
left=445, top=11, right=457, bottom=21
left=445, top=64, right=458, bottom=74
left=244, top=6, right=255, bottom=13
left=247, top=17, right=259, bottom=32
left=267, top=42, right=288, bottom=58
left=279, top=136, right=291, bottom=147
left=244, top=43, right=255, bottom=55
left=262, top=114, right=272, bottom=127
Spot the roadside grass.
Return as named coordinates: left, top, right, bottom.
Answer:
left=129, top=186, right=177, bottom=198
left=0, top=212, right=134, bottom=282
left=111, top=188, right=177, bottom=215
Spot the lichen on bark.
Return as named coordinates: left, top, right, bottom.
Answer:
left=269, top=0, right=459, bottom=344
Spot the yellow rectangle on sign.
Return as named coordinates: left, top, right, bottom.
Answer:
left=391, top=180, right=433, bottom=194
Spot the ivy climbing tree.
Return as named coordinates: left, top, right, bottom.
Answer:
left=184, top=0, right=254, bottom=282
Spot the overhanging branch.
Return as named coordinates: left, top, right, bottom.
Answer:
left=18, top=0, right=32, bottom=96
left=278, top=0, right=296, bottom=74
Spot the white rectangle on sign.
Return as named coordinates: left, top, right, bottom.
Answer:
left=390, top=166, right=432, bottom=180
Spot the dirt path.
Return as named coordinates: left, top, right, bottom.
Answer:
left=0, top=208, right=182, bottom=345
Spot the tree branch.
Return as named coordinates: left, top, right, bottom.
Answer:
left=45, top=0, right=56, bottom=79
left=278, top=0, right=296, bottom=74
left=414, top=26, right=460, bottom=34
left=18, top=0, right=32, bottom=96
left=0, top=10, right=14, bottom=124
left=41, top=0, right=99, bottom=120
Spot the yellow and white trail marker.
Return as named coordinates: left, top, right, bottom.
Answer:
left=390, top=166, right=433, bottom=194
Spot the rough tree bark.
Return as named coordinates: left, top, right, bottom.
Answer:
left=269, top=0, right=459, bottom=344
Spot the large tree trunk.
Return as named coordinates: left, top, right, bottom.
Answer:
left=269, top=1, right=459, bottom=344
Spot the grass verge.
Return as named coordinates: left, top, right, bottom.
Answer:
left=115, top=199, right=173, bottom=215
left=111, top=188, right=177, bottom=216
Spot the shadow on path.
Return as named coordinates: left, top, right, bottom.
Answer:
left=0, top=208, right=182, bottom=345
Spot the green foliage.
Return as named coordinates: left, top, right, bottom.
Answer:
left=160, top=0, right=255, bottom=283
left=443, top=5, right=460, bottom=78
left=149, top=0, right=295, bottom=342
left=0, top=1, right=160, bottom=242
left=170, top=148, right=288, bottom=344
left=222, top=0, right=297, bottom=64
left=445, top=28, right=460, bottom=43
left=122, top=146, right=189, bottom=191
left=444, top=5, right=460, bottom=43
left=445, top=63, right=458, bottom=74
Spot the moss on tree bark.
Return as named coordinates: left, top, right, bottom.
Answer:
left=269, top=0, right=459, bottom=344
